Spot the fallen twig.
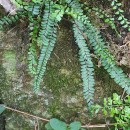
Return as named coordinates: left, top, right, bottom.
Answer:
left=3, top=105, right=49, bottom=122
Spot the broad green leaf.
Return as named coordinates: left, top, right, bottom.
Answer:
left=80, top=128, right=85, bottom=130
left=69, top=121, right=81, bottom=130
left=45, top=122, right=54, bottom=130
left=50, top=118, right=67, bottom=130
left=0, top=105, right=6, bottom=114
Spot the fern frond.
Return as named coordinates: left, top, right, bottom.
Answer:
left=0, top=11, right=27, bottom=30
left=28, top=17, right=39, bottom=75
left=37, top=1, right=54, bottom=47
left=82, top=4, right=119, bottom=35
left=28, top=43, right=37, bottom=75
left=111, top=0, right=130, bottom=31
left=33, top=1, right=64, bottom=92
left=34, top=26, right=57, bottom=92
left=73, top=20, right=95, bottom=106
left=84, top=24, right=130, bottom=93
left=66, top=0, right=130, bottom=94
left=28, top=4, right=42, bottom=75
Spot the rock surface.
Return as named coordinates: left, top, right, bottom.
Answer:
left=0, top=20, right=129, bottom=130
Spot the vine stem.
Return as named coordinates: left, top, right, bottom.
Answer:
left=1, top=105, right=116, bottom=128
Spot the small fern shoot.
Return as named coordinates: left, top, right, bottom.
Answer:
left=111, top=0, right=130, bottom=31
left=82, top=5, right=119, bottom=36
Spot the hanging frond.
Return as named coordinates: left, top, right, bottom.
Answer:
left=28, top=3, right=42, bottom=75
left=33, top=1, right=64, bottom=92
left=73, top=20, right=95, bottom=106
left=65, top=0, right=130, bottom=94
left=84, top=22, right=130, bottom=94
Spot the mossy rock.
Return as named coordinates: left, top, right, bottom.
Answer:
left=0, top=21, right=128, bottom=130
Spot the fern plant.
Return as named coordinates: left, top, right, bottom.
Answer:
left=90, top=93, right=130, bottom=129
left=111, top=0, right=130, bottom=31
left=82, top=3, right=118, bottom=34
left=0, top=0, right=130, bottom=107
